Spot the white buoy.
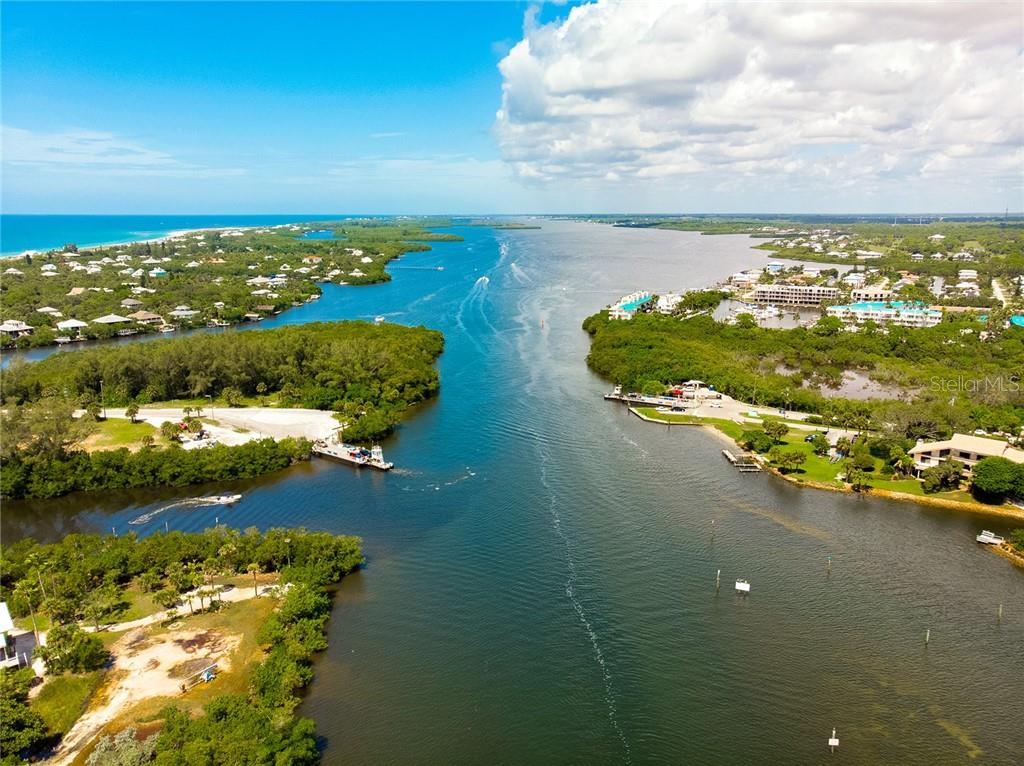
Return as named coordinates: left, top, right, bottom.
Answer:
left=925, top=628, right=930, bottom=645
left=735, top=579, right=751, bottom=594
left=828, top=728, right=839, bottom=752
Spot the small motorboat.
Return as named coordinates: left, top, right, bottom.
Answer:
left=976, top=530, right=1005, bottom=545
left=204, top=493, right=242, bottom=506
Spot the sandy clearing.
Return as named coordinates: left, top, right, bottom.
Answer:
left=46, top=627, right=241, bottom=766
left=102, top=406, right=340, bottom=443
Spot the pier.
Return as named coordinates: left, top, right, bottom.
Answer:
left=722, top=449, right=762, bottom=472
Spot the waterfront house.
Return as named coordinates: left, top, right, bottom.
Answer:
left=909, top=433, right=1024, bottom=474
left=0, top=602, right=21, bottom=670
left=169, top=306, right=200, bottom=319
left=56, top=318, right=88, bottom=336
left=0, top=320, right=34, bottom=338
left=92, top=314, right=132, bottom=326
left=656, top=293, right=685, bottom=313
left=128, top=310, right=164, bottom=325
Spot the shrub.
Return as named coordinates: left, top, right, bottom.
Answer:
left=36, top=624, right=108, bottom=674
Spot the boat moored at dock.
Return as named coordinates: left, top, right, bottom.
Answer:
left=976, top=530, right=1005, bottom=545
left=313, top=441, right=394, bottom=471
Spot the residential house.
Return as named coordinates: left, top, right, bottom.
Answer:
left=909, top=433, right=1024, bottom=474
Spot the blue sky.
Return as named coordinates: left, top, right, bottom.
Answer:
left=2, top=1, right=553, bottom=213
left=2, top=1, right=1021, bottom=213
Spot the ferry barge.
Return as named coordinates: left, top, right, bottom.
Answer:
left=312, top=441, right=394, bottom=471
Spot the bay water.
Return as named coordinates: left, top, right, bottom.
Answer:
left=2, top=221, right=1021, bottom=764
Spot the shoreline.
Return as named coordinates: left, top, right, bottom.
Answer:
left=993, top=542, right=1024, bottom=568
left=4, top=225, right=259, bottom=258
left=630, top=407, right=1024, bottom=522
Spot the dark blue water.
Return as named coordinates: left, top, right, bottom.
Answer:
left=2, top=222, right=1021, bottom=764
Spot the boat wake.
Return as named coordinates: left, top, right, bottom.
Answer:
left=128, top=494, right=241, bottom=525
left=454, top=276, right=494, bottom=353
left=399, top=468, right=477, bottom=493
left=537, top=443, right=631, bottom=762
left=509, top=261, right=531, bottom=284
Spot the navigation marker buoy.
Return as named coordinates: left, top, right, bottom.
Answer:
left=716, top=569, right=721, bottom=591
left=828, top=728, right=839, bottom=752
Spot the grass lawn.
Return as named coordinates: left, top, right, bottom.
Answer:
left=115, top=586, right=163, bottom=623
left=32, top=670, right=107, bottom=736
left=866, top=477, right=924, bottom=494
left=770, top=435, right=845, bottom=486
left=14, top=613, right=51, bottom=633
left=83, top=419, right=157, bottom=452
left=634, top=408, right=746, bottom=440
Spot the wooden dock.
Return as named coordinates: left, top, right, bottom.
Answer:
left=722, top=449, right=762, bottom=472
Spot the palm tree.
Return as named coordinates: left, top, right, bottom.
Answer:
left=247, top=563, right=260, bottom=598
left=12, top=579, right=40, bottom=640
left=125, top=403, right=140, bottom=424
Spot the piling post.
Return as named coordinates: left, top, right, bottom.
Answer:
left=715, top=569, right=721, bottom=591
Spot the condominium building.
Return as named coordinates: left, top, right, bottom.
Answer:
left=751, top=284, right=839, bottom=305
left=826, top=301, right=942, bottom=328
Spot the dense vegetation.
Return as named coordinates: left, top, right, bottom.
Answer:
left=0, top=527, right=363, bottom=766
left=5, top=316, right=441, bottom=419
left=2, top=219, right=461, bottom=348
left=583, top=310, right=1024, bottom=438
left=1, top=428, right=310, bottom=500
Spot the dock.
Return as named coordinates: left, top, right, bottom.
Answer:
left=312, top=441, right=394, bottom=471
left=722, top=449, right=762, bottom=472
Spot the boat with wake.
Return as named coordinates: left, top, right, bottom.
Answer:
left=200, top=493, right=242, bottom=505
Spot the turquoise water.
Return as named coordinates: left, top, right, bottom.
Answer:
left=2, top=222, right=1022, bottom=764
left=0, top=214, right=346, bottom=256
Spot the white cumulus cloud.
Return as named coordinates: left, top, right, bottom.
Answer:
left=495, top=1, right=1024, bottom=207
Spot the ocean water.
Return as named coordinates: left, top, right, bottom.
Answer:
left=2, top=222, right=1021, bottom=764
left=0, top=214, right=344, bottom=256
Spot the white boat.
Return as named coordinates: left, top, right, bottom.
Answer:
left=735, top=579, right=751, bottom=593
left=204, top=493, right=242, bottom=505
left=976, top=530, right=1005, bottom=545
